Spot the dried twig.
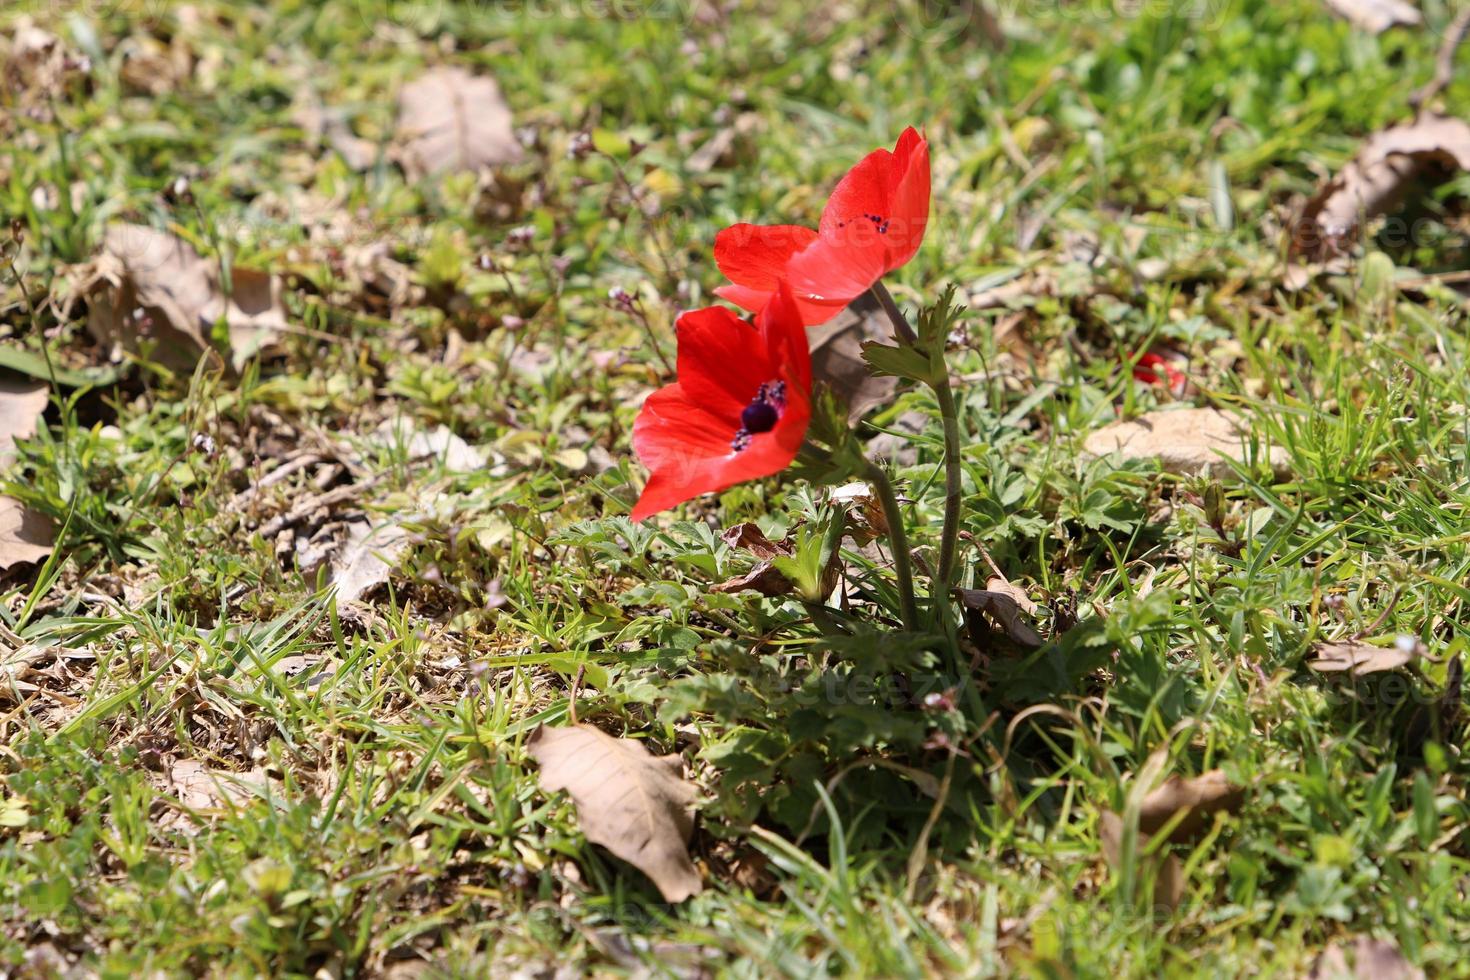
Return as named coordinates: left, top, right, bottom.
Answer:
left=1411, top=6, right=1470, bottom=111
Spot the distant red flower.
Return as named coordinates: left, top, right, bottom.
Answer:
left=1133, top=351, right=1187, bottom=395
left=713, top=127, right=931, bottom=326
left=630, top=285, right=812, bottom=521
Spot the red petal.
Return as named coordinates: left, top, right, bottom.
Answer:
left=713, top=283, right=774, bottom=316
left=714, top=224, right=819, bottom=291
left=886, top=127, right=930, bottom=270
left=1131, top=352, right=1188, bottom=392
left=716, top=282, right=846, bottom=327
left=783, top=233, right=888, bottom=314
left=819, top=145, right=896, bottom=240
left=817, top=127, right=930, bottom=275
left=757, top=283, right=813, bottom=392
left=630, top=289, right=814, bottom=521
left=671, top=305, right=777, bottom=417
left=630, top=382, right=809, bottom=521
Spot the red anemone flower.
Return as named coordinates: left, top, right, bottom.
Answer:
left=630, top=285, right=812, bottom=521
left=1133, top=351, right=1188, bottom=395
left=713, top=127, right=930, bottom=326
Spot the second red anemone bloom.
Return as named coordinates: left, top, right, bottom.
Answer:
left=1133, top=351, right=1188, bottom=396
left=713, top=127, right=930, bottom=326
left=630, top=285, right=812, bottom=521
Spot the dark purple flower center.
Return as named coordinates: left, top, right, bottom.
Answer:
left=731, top=380, right=786, bottom=453
left=741, top=400, right=778, bottom=434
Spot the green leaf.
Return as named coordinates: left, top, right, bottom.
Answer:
left=860, top=340, right=935, bottom=384
left=591, top=128, right=631, bottom=157
left=0, top=346, right=120, bottom=388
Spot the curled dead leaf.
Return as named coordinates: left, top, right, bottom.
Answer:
left=344, top=241, right=421, bottom=308
left=371, top=419, right=485, bottom=473
left=1307, top=637, right=1419, bottom=675
left=1134, top=769, right=1245, bottom=841
left=119, top=38, right=188, bottom=97
left=396, top=67, right=522, bottom=181
left=955, top=587, right=1043, bottom=648
left=527, top=723, right=702, bottom=903
left=711, top=560, right=793, bottom=597
left=1097, top=810, right=1185, bottom=911
left=830, top=480, right=889, bottom=541
left=4, top=23, right=87, bottom=109
left=714, top=522, right=797, bottom=595
left=1083, top=407, right=1289, bottom=479
left=984, top=576, right=1037, bottom=616
left=1098, top=768, right=1244, bottom=912
left=294, top=95, right=378, bottom=171
left=1293, top=114, right=1470, bottom=260
left=720, top=522, right=789, bottom=561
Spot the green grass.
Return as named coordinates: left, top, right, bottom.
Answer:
left=3, top=0, right=1470, bottom=975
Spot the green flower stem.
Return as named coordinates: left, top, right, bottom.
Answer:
left=931, top=370, right=963, bottom=593
left=862, top=458, right=920, bottom=632
left=871, top=281, right=918, bottom=346
left=871, top=280, right=965, bottom=599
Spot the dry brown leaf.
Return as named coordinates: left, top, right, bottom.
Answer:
left=1309, top=936, right=1424, bottom=979
left=0, top=497, right=52, bottom=571
left=714, top=522, right=795, bottom=595
left=830, top=480, right=890, bottom=541
left=0, top=376, right=48, bottom=466
left=168, top=759, right=270, bottom=811
left=328, top=126, right=379, bottom=172
left=1307, top=638, right=1418, bottom=675
left=76, top=224, right=286, bottom=371
left=1096, top=810, right=1185, bottom=910
left=720, top=522, right=789, bottom=561
left=396, top=67, right=522, bottom=182
left=955, top=588, right=1043, bottom=648
left=984, top=576, right=1037, bottom=615
left=216, top=266, right=288, bottom=368
left=1097, top=769, right=1243, bottom=912
left=527, top=723, right=702, bottom=903
left=294, top=96, right=378, bottom=171
left=711, top=560, right=793, bottom=597
left=1294, top=114, right=1470, bottom=259
left=808, top=292, right=900, bottom=422
left=1083, top=407, right=1289, bottom=479
left=344, top=241, right=421, bottom=308
left=1135, top=769, right=1245, bottom=840
left=330, top=519, right=412, bottom=605
left=1321, top=0, right=1422, bottom=34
